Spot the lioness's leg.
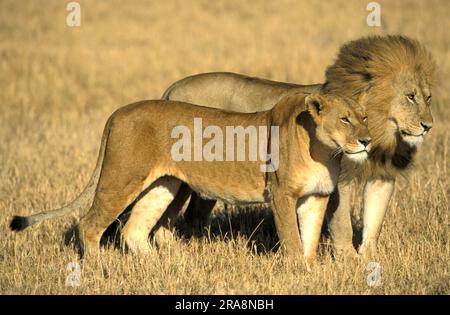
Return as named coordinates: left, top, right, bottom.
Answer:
left=297, top=195, right=329, bottom=262
left=271, top=191, right=302, bottom=256
left=358, top=178, right=395, bottom=257
left=122, top=177, right=181, bottom=253
left=326, top=182, right=358, bottom=257
left=183, top=192, right=216, bottom=235
left=78, top=177, right=145, bottom=256
left=152, top=182, right=192, bottom=246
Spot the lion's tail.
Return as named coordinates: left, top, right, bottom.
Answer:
left=9, top=116, right=113, bottom=232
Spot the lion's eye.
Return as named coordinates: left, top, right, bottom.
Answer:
left=406, top=93, right=415, bottom=102
left=340, top=117, right=350, bottom=124
left=426, top=95, right=432, bottom=103
left=363, top=116, right=368, bottom=123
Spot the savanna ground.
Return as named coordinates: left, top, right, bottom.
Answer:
left=0, top=0, right=449, bottom=294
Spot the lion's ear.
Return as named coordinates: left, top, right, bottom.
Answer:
left=305, top=94, right=324, bottom=118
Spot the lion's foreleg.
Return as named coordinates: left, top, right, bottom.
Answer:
left=358, top=178, right=395, bottom=258
left=271, top=190, right=302, bottom=257
left=297, top=194, right=329, bottom=263
left=122, top=177, right=181, bottom=254
left=325, top=182, right=358, bottom=258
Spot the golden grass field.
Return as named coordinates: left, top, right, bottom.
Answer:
left=1, top=0, right=449, bottom=294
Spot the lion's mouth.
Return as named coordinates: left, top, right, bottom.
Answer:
left=400, top=130, right=425, bottom=147
left=345, top=149, right=369, bottom=155
left=401, top=130, right=425, bottom=137
left=344, top=149, right=369, bottom=163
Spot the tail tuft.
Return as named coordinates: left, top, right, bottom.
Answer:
left=10, top=216, right=31, bottom=231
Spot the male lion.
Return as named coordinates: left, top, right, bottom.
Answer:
left=160, top=35, right=436, bottom=257
left=11, top=93, right=370, bottom=261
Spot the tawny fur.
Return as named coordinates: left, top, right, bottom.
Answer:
left=10, top=35, right=435, bottom=259
left=159, top=35, right=436, bottom=257
left=75, top=93, right=369, bottom=259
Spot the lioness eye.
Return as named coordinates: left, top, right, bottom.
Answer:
left=363, top=116, right=368, bottom=123
left=426, top=95, right=432, bottom=103
left=340, top=117, right=350, bottom=124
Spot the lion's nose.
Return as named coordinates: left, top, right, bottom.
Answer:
left=421, top=122, right=432, bottom=132
left=358, top=137, right=372, bottom=147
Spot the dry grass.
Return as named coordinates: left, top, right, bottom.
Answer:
left=0, top=0, right=449, bottom=294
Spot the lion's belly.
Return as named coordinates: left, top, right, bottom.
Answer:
left=175, top=161, right=268, bottom=204
left=193, top=184, right=267, bottom=205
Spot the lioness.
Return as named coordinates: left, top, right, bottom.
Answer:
left=161, top=35, right=437, bottom=257
left=11, top=93, right=370, bottom=261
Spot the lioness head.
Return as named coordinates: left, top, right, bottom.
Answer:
left=323, top=35, right=436, bottom=158
left=305, top=94, right=371, bottom=163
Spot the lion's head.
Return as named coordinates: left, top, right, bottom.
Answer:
left=305, top=94, right=371, bottom=163
left=322, top=35, right=436, bottom=174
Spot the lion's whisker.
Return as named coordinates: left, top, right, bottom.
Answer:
left=331, top=147, right=343, bottom=160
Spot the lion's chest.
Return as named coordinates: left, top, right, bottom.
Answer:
left=294, top=161, right=339, bottom=197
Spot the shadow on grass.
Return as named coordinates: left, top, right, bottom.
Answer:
left=181, top=205, right=281, bottom=254
left=63, top=202, right=281, bottom=255
left=63, top=202, right=361, bottom=257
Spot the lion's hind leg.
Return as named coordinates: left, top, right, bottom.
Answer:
left=78, top=176, right=146, bottom=257
left=152, top=182, right=192, bottom=247
left=122, top=176, right=181, bottom=254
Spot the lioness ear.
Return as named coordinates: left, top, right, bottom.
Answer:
left=305, top=95, right=324, bottom=117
